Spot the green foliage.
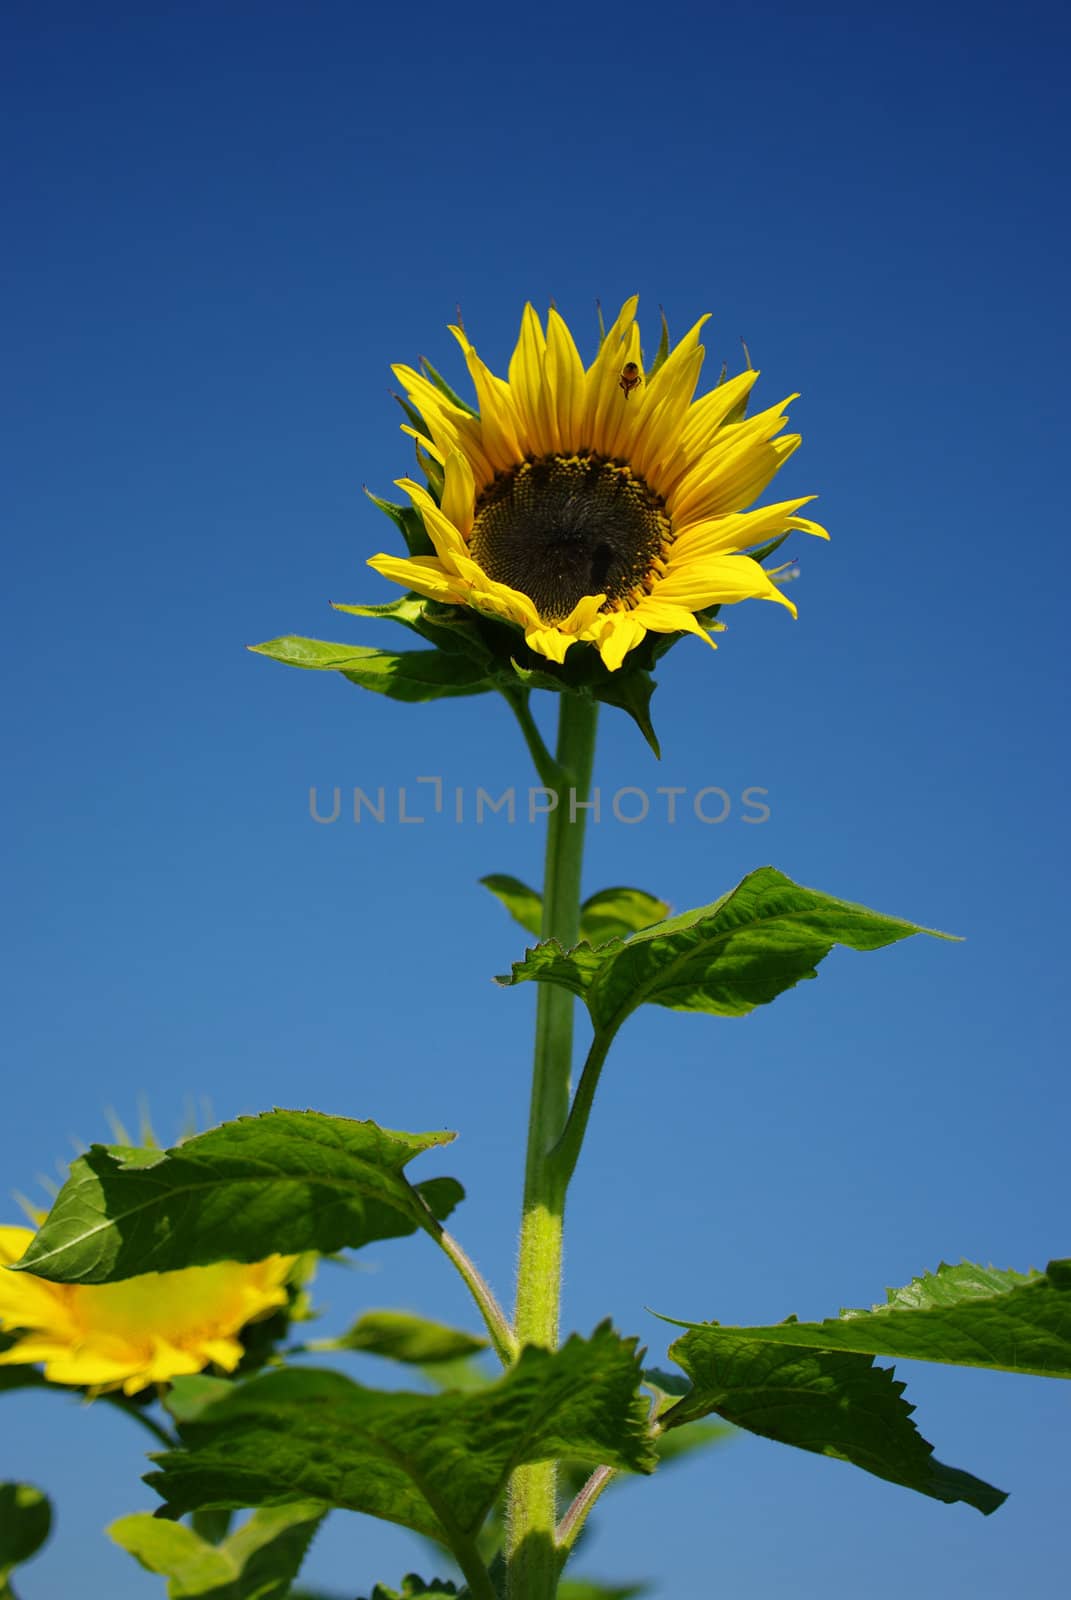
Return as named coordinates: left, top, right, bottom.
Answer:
left=248, top=637, right=492, bottom=702
left=661, top=1259, right=1071, bottom=1379
left=359, top=1578, right=459, bottom=1600
left=109, top=1502, right=324, bottom=1599
left=0, top=1484, right=52, bottom=1597
left=146, top=1327, right=656, bottom=1547
left=558, top=1584, right=649, bottom=1600
left=577, top=889, right=670, bottom=945
left=664, top=1328, right=1005, bottom=1515
left=481, top=878, right=668, bottom=944
left=480, top=874, right=543, bottom=936
left=306, top=1309, right=488, bottom=1364
left=498, top=867, right=950, bottom=1034
left=0, top=1357, right=47, bottom=1397
left=16, top=1111, right=464, bottom=1284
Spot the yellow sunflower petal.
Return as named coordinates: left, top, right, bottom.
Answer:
left=589, top=611, right=647, bottom=671
left=786, top=515, right=830, bottom=540
left=523, top=623, right=576, bottom=664
left=507, top=304, right=549, bottom=454
left=448, top=325, right=525, bottom=472
left=545, top=307, right=587, bottom=450
left=655, top=553, right=798, bottom=615
left=441, top=450, right=476, bottom=537
left=628, top=597, right=719, bottom=646
left=396, top=478, right=471, bottom=567
left=671, top=496, right=819, bottom=558
left=368, top=552, right=462, bottom=605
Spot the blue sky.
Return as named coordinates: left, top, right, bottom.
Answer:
left=3, top=1, right=1069, bottom=1594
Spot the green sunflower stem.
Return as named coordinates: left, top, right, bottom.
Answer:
left=507, top=691, right=599, bottom=1600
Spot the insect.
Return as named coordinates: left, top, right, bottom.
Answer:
left=618, top=361, right=642, bottom=398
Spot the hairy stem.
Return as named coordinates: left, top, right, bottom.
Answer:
left=432, top=1222, right=518, bottom=1366
left=555, top=1464, right=617, bottom=1554
left=507, top=693, right=599, bottom=1600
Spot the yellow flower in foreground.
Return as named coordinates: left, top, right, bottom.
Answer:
left=0, top=1226, right=294, bottom=1396
left=371, top=297, right=828, bottom=672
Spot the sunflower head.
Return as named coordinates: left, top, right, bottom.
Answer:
left=0, top=1223, right=301, bottom=1396
left=365, top=298, right=826, bottom=695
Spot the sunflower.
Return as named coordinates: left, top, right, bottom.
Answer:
left=0, top=1225, right=295, bottom=1396
left=369, top=297, right=827, bottom=673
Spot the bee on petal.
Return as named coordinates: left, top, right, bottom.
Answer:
left=618, top=361, right=642, bottom=398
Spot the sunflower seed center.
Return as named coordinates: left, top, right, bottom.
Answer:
left=470, top=453, right=670, bottom=624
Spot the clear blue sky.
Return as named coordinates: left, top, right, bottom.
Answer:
left=3, top=2, right=1069, bottom=1595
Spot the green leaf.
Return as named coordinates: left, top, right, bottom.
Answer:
left=497, top=866, right=952, bottom=1035
left=660, top=1259, right=1071, bottom=1380
left=16, top=1111, right=463, bottom=1284
left=164, top=1376, right=236, bottom=1427
left=0, top=1484, right=52, bottom=1590
left=248, top=637, right=492, bottom=702
left=308, top=1309, right=488, bottom=1365
left=579, top=888, right=670, bottom=946
left=665, top=1329, right=1006, bottom=1515
left=359, top=1578, right=460, bottom=1600
left=481, top=880, right=669, bottom=945
left=480, top=874, right=543, bottom=937
left=110, top=1502, right=324, bottom=1599
left=146, top=1327, right=656, bottom=1546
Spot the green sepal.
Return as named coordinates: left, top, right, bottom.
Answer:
left=331, top=594, right=433, bottom=635
left=658, top=1259, right=1071, bottom=1380
left=392, top=390, right=429, bottom=440
left=748, top=531, right=792, bottom=566
left=646, top=306, right=671, bottom=380
left=109, top=1501, right=325, bottom=1599
left=145, top=1328, right=655, bottom=1543
left=497, top=866, right=953, bottom=1035
left=0, top=1339, right=47, bottom=1395
left=304, top=1309, right=488, bottom=1365
left=15, top=1110, right=464, bottom=1284
left=414, top=441, right=445, bottom=500
left=663, top=1327, right=1006, bottom=1516
left=248, top=637, right=494, bottom=702
left=0, top=1484, right=52, bottom=1592
left=419, top=355, right=478, bottom=416
left=365, top=490, right=436, bottom=558
left=589, top=667, right=660, bottom=758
